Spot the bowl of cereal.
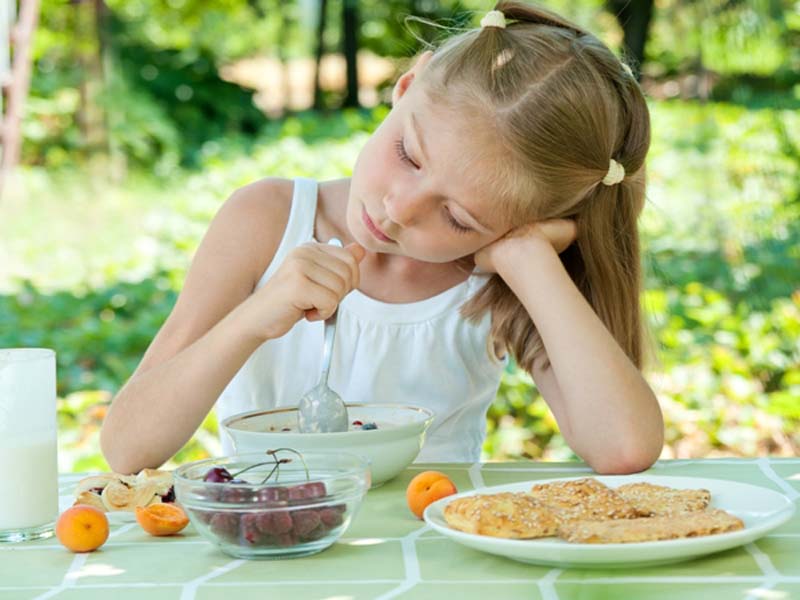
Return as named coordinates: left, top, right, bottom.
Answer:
left=222, top=404, right=434, bottom=487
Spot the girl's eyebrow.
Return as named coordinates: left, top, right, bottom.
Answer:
left=409, top=112, right=494, bottom=233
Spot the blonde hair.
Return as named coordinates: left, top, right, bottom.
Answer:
left=419, top=1, right=650, bottom=372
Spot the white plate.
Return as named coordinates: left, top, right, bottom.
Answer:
left=423, top=475, right=796, bottom=568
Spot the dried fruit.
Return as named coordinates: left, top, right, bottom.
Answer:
left=135, top=503, right=190, bottom=536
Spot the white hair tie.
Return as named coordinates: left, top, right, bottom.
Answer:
left=602, top=159, right=625, bottom=186
left=480, top=10, right=506, bottom=29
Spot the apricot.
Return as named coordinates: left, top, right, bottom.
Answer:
left=406, top=470, right=457, bottom=519
left=56, top=505, right=109, bottom=553
left=136, top=503, right=189, bottom=536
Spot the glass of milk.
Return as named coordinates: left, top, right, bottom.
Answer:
left=0, top=348, right=59, bottom=542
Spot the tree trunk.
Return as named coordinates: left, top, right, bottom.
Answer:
left=0, top=0, right=41, bottom=199
left=277, top=0, right=290, bottom=112
left=341, top=0, right=359, bottom=108
left=313, top=0, right=327, bottom=110
left=606, top=0, right=654, bottom=80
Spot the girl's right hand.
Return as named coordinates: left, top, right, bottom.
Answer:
left=244, top=241, right=366, bottom=340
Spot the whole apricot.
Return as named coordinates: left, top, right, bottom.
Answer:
left=406, top=471, right=457, bottom=519
left=136, top=503, right=189, bottom=536
left=56, top=505, right=110, bottom=553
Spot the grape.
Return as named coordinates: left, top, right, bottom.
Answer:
left=203, top=467, right=233, bottom=483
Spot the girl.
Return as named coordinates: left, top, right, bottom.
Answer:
left=101, top=1, right=664, bottom=475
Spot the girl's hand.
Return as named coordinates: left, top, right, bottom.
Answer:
left=245, top=241, right=366, bottom=340
left=474, top=219, right=577, bottom=274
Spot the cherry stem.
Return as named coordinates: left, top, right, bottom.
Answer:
left=231, top=457, right=290, bottom=480
left=266, top=448, right=310, bottom=481
left=260, top=456, right=291, bottom=484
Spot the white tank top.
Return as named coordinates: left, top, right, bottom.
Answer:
left=217, top=178, right=506, bottom=462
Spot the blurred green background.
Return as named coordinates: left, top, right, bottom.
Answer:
left=0, top=0, right=798, bottom=473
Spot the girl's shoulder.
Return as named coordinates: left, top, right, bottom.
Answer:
left=225, top=176, right=295, bottom=223
left=210, top=177, right=295, bottom=286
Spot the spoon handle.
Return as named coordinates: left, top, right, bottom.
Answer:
left=319, top=237, right=343, bottom=386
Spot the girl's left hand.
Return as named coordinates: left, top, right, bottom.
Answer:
left=474, top=219, right=578, bottom=274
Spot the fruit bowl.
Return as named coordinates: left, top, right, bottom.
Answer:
left=173, top=450, right=370, bottom=559
left=222, top=404, right=434, bottom=487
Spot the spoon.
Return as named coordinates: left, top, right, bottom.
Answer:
left=297, top=238, right=350, bottom=433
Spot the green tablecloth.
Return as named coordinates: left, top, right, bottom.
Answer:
left=1, top=458, right=799, bottom=600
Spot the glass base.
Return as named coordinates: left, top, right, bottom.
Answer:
left=0, top=521, right=55, bottom=543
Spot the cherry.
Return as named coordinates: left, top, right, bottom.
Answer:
left=288, top=482, right=327, bottom=502
left=208, top=512, right=240, bottom=543
left=160, top=486, right=176, bottom=503
left=203, top=467, right=233, bottom=483
left=271, top=510, right=293, bottom=535
left=291, top=509, right=322, bottom=537
left=255, top=486, right=289, bottom=504
left=319, top=506, right=344, bottom=527
left=240, top=514, right=262, bottom=545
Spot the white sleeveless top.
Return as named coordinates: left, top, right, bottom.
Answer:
left=216, top=178, right=506, bottom=462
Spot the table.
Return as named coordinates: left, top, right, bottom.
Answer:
left=1, top=459, right=799, bottom=600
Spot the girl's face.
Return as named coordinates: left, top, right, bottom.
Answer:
left=347, top=69, right=508, bottom=264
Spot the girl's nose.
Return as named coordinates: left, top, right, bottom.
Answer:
left=383, top=191, right=430, bottom=227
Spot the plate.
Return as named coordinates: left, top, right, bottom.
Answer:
left=423, top=475, right=796, bottom=568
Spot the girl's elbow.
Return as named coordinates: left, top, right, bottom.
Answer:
left=100, top=422, right=138, bottom=475
left=589, top=436, right=664, bottom=475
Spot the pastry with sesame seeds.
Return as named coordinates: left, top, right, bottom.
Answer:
left=615, top=482, right=711, bottom=517
left=528, top=478, right=638, bottom=523
left=558, top=508, right=744, bottom=543
left=443, top=492, right=560, bottom=539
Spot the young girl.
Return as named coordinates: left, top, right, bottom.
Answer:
left=101, top=1, right=664, bottom=475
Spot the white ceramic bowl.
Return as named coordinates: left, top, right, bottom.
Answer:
left=222, top=404, right=434, bottom=487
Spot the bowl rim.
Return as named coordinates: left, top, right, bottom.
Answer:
left=221, top=403, right=435, bottom=436
left=173, top=450, right=371, bottom=486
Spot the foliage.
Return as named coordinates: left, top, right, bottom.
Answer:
left=23, top=0, right=800, bottom=171
left=2, top=99, right=798, bottom=471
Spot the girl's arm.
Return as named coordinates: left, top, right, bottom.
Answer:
left=101, top=178, right=363, bottom=474
left=100, top=178, right=292, bottom=474
left=482, top=228, right=663, bottom=474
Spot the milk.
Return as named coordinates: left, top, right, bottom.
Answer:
left=0, top=433, right=58, bottom=530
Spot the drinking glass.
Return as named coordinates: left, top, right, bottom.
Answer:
left=0, top=348, right=59, bottom=542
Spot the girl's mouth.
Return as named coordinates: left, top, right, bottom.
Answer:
left=362, top=206, right=395, bottom=243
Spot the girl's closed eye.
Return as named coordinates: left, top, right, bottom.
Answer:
left=394, top=136, right=471, bottom=234
left=394, top=138, right=420, bottom=169
left=443, top=207, right=472, bottom=234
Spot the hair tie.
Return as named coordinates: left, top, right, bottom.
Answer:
left=480, top=10, right=506, bottom=29
left=602, top=159, right=625, bottom=186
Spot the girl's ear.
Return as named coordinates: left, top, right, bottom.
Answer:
left=392, top=51, right=434, bottom=105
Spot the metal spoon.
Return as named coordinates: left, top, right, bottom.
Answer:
left=297, top=238, right=349, bottom=433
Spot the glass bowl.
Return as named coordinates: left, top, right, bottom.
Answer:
left=174, top=450, right=370, bottom=559
left=222, top=404, right=434, bottom=487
